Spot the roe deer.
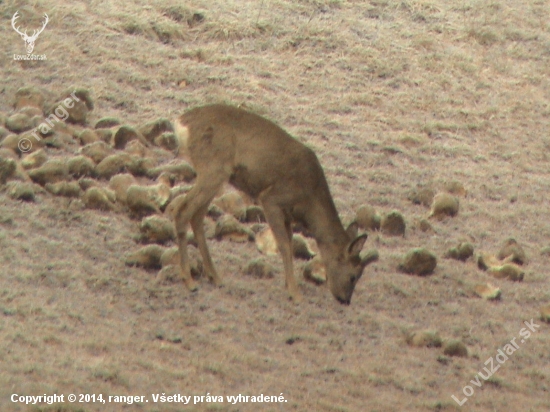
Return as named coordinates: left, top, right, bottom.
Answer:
left=173, top=104, right=372, bottom=304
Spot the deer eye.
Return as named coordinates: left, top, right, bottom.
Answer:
left=350, top=275, right=357, bottom=283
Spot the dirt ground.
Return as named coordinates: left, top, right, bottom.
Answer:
left=1, top=0, right=549, bottom=411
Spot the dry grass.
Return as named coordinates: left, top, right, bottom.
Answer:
left=1, top=0, right=550, bottom=411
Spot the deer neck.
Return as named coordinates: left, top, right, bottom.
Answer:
left=303, top=196, right=349, bottom=259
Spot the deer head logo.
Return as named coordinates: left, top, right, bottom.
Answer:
left=11, top=11, right=49, bottom=54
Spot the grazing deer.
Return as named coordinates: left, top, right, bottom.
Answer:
left=173, top=104, right=372, bottom=304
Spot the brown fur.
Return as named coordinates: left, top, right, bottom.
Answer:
left=173, top=104, right=371, bottom=304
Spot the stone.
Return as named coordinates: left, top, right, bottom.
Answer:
left=255, top=228, right=278, bottom=256
left=126, top=185, right=162, bottom=217
left=215, top=215, right=254, bottom=242
left=303, top=256, right=326, bottom=285
left=292, top=234, right=316, bottom=260
left=156, top=266, right=180, bottom=284
left=7, top=182, right=35, bottom=201
left=356, top=205, right=381, bottom=231
left=0, top=148, right=18, bottom=160
left=244, top=205, right=266, bottom=223
left=28, top=159, right=68, bottom=185
left=52, top=87, right=94, bottom=125
left=0, top=157, right=17, bottom=184
left=78, top=129, right=100, bottom=145
left=79, top=141, right=113, bottom=164
left=497, top=238, right=527, bottom=265
left=68, top=155, right=95, bottom=178
left=444, top=242, right=474, bottom=261
left=443, top=340, right=468, bottom=357
left=95, top=153, right=132, bottom=179
left=361, top=249, right=380, bottom=267
left=5, top=113, right=33, bottom=133
left=169, top=184, right=191, bottom=200
left=487, top=263, right=524, bottom=281
left=473, top=283, right=501, bottom=300
left=406, top=330, right=442, bottom=348
left=21, top=149, right=48, bottom=170
left=213, top=192, right=247, bottom=221
left=95, top=128, right=113, bottom=143
left=148, top=182, right=171, bottom=210
left=408, top=186, right=435, bottom=207
left=51, top=99, right=89, bottom=125
left=244, top=258, right=275, bottom=279
left=113, top=125, right=148, bottom=149
left=78, top=177, right=99, bottom=191
left=399, top=248, right=437, bottom=276
left=207, top=203, right=224, bottom=220
left=444, top=180, right=467, bottom=196
left=14, top=86, right=45, bottom=111
left=19, top=106, right=43, bottom=118
left=154, top=132, right=179, bottom=151
left=41, top=132, right=72, bottom=150
left=139, top=118, right=173, bottom=143
left=108, top=173, right=136, bottom=204
left=127, top=156, right=155, bottom=177
left=477, top=253, right=501, bottom=270
left=158, top=249, right=203, bottom=281
left=95, top=117, right=121, bottom=129
left=160, top=247, right=180, bottom=268
left=418, top=219, right=434, bottom=233
left=125, top=140, right=149, bottom=157
left=429, top=192, right=459, bottom=219
left=381, top=210, right=406, bottom=236
left=1, top=133, right=44, bottom=154
left=0, top=127, right=9, bottom=141
left=147, top=161, right=196, bottom=183
left=45, top=181, right=82, bottom=198
left=139, top=215, right=176, bottom=244
left=82, top=187, right=116, bottom=211
left=157, top=172, right=175, bottom=188
left=125, top=245, right=164, bottom=270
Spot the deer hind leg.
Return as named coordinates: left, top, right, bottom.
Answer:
left=190, top=201, right=221, bottom=285
left=261, top=202, right=301, bottom=302
left=174, top=178, right=225, bottom=290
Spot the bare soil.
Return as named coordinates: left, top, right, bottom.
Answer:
left=0, top=0, right=549, bottom=411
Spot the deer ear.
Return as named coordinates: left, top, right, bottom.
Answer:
left=347, top=234, right=368, bottom=257
left=345, top=221, right=359, bottom=239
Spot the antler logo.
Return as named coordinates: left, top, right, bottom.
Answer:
left=11, top=11, right=49, bottom=54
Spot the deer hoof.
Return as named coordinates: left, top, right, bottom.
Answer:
left=209, top=274, right=223, bottom=287
left=183, top=276, right=198, bottom=292
left=289, top=290, right=303, bottom=304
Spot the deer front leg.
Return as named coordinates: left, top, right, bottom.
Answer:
left=261, top=203, right=301, bottom=302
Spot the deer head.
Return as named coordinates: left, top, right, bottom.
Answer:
left=12, top=11, right=49, bottom=54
